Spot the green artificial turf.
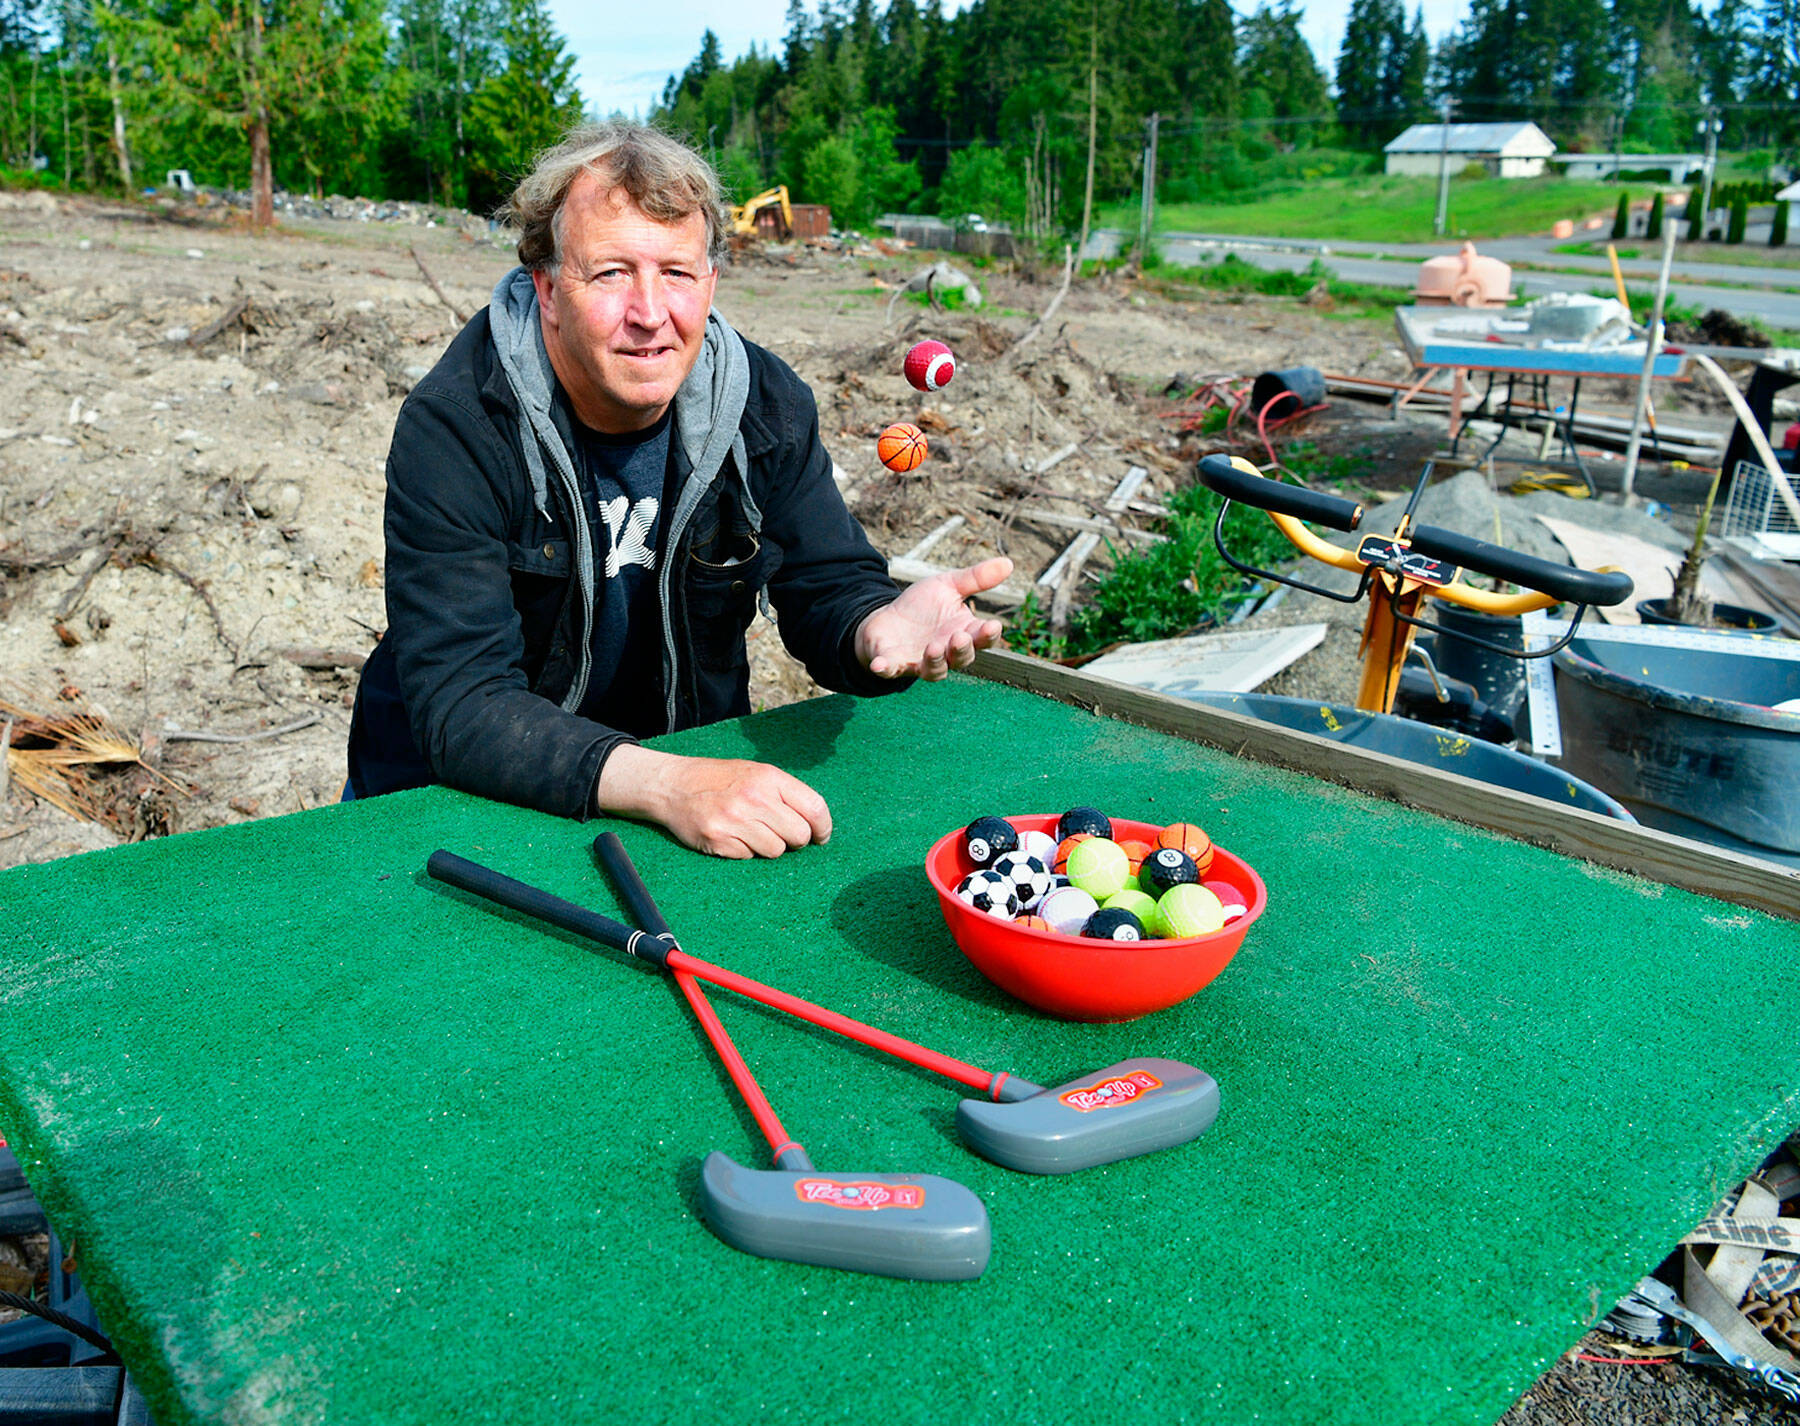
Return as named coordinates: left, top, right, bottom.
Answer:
left=2, top=677, right=1798, bottom=1424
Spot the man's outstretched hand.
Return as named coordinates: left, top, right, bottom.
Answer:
left=856, top=555, right=1013, bottom=680
left=597, top=744, right=832, bottom=859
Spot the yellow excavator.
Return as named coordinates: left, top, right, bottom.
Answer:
left=730, top=186, right=793, bottom=239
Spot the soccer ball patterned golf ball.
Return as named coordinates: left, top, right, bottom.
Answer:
left=990, top=851, right=1053, bottom=910
left=955, top=870, right=1019, bottom=919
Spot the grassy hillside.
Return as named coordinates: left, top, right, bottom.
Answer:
left=1101, top=172, right=1628, bottom=244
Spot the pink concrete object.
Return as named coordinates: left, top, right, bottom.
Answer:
left=1413, top=241, right=1512, bottom=308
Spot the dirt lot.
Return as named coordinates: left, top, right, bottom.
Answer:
left=2, top=190, right=1795, bottom=1423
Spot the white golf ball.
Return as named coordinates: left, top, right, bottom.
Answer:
left=1016, top=829, right=1058, bottom=863
left=1037, top=885, right=1099, bottom=935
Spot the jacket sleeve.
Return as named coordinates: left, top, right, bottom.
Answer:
left=383, top=388, right=630, bottom=820
left=754, top=356, right=912, bottom=698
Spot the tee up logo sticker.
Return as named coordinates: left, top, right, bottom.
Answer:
left=1059, top=1070, right=1164, bottom=1113
left=794, top=1178, right=926, bottom=1211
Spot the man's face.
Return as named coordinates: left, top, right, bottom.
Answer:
left=531, top=174, right=717, bottom=433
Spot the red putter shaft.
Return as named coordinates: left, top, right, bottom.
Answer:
left=663, top=946, right=1016, bottom=1100
left=671, top=969, right=800, bottom=1166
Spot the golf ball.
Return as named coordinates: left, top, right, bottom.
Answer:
left=1016, top=914, right=1053, bottom=933
left=1203, top=878, right=1248, bottom=921
left=1037, top=885, right=1099, bottom=935
left=1139, top=847, right=1201, bottom=898
left=1052, top=833, right=1093, bottom=874
left=955, top=869, right=1019, bottom=919
left=1102, top=888, right=1159, bottom=926
left=1016, top=829, right=1058, bottom=863
left=1151, top=883, right=1225, bottom=939
left=1057, top=806, right=1112, bottom=842
left=903, top=339, right=956, bottom=392
left=1155, top=821, right=1215, bottom=875
left=963, top=815, right=1020, bottom=868
left=1065, top=838, right=1130, bottom=901
left=991, top=851, right=1053, bottom=910
left=1083, top=907, right=1146, bottom=941
left=1116, top=839, right=1152, bottom=876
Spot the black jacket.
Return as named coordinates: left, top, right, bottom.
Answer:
left=348, top=308, right=905, bottom=819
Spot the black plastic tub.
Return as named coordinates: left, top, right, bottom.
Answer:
left=1178, top=691, right=1634, bottom=820
left=1635, top=598, right=1779, bottom=633
left=1551, top=631, right=1800, bottom=863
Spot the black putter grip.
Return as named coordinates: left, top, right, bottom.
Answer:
left=1405, top=524, right=1636, bottom=606
left=425, top=850, right=673, bottom=966
left=1196, top=454, right=1363, bottom=532
left=592, top=834, right=674, bottom=940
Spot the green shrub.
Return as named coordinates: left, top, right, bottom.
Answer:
left=1611, top=192, right=1630, bottom=239
left=1728, top=196, right=1748, bottom=244
left=1646, top=191, right=1663, bottom=240
left=1774, top=202, right=1790, bottom=248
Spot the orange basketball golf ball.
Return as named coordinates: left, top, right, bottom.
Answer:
left=1155, top=821, right=1215, bottom=876
left=877, top=422, right=928, bottom=473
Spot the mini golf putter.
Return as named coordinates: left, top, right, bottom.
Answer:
left=427, top=846, right=992, bottom=1282
left=699, top=1146, right=991, bottom=1283
left=955, top=1058, right=1220, bottom=1176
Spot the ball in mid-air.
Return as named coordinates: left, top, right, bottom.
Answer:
left=1037, top=885, right=1100, bottom=935
left=903, top=339, right=956, bottom=392
left=991, top=851, right=1053, bottom=910
left=1150, top=884, right=1225, bottom=939
left=1057, top=806, right=1112, bottom=842
left=1155, top=821, right=1214, bottom=875
left=1139, top=847, right=1201, bottom=898
left=1065, top=837, right=1130, bottom=901
left=877, top=422, right=928, bottom=473
left=1083, top=907, right=1146, bottom=941
left=955, top=870, right=1019, bottom=919
left=963, top=815, right=1019, bottom=868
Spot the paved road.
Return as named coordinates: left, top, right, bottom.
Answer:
left=1089, top=229, right=1800, bottom=331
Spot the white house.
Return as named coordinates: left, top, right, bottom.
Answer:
left=1384, top=122, right=1558, bottom=179
left=1779, top=180, right=1800, bottom=241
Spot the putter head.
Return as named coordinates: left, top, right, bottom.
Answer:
left=955, top=1057, right=1219, bottom=1175
left=699, top=1152, right=992, bottom=1281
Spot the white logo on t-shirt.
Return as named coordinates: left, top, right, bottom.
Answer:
left=602, top=495, right=658, bottom=577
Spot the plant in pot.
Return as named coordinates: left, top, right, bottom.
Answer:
left=1643, top=465, right=1777, bottom=631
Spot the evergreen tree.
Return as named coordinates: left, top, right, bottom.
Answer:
left=1773, top=198, right=1789, bottom=246
left=464, top=0, right=583, bottom=212
left=1646, top=189, right=1663, bottom=239
left=1611, top=190, right=1630, bottom=238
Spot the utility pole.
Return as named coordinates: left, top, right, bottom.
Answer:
left=1696, top=111, right=1722, bottom=241
left=1137, top=112, right=1160, bottom=266
left=1433, top=97, right=1454, bottom=238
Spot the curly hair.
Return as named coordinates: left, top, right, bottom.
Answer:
left=505, top=122, right=727, bottom=271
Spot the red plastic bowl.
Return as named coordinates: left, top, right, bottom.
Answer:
left=925, top=814, right=1267, bottom=1022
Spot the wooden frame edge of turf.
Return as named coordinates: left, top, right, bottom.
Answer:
left=969, top=649, right=1800, bottom=922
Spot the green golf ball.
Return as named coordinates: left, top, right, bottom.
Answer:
left=1065, top=837, right=1130, bottom=901
left=1151, top=883, right=1225, bottom=939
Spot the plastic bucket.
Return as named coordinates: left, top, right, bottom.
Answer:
left=1177, top=691, right=1635, bottom=820
left=1551, top=633, right=1800, bottom=860
left=1427, top=606, right=1529, bottom=722
left=1250, top=367, right=1326, bottom=417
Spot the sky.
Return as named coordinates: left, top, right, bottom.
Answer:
left=554, top=0, right=1467, bottom=125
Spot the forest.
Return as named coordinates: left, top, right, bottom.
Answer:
left=0, top=0, right=1794, bottom=231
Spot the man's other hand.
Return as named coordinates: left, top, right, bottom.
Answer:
left=597, top=744, right=832, bottom=859
left=856, top=555, right=1013, bottom=680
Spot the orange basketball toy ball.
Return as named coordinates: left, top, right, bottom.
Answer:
left=1116, top=839, right=1152, bottom=877
left=1052, top=833, right=1093, bottom=875
left=877, top=422, right=928, bottom=473
left=1155, top=822, right=1215, bottom=876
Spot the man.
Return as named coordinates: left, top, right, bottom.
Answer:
left=348, top=122, right=1012, bottom=857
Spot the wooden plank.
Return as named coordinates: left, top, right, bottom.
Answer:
left=967, top=647, right=1800, bottom=920
left=1041, top=467, right=1148, bottom=636
left=1082, top=624, right=1328, bottom=694
left=1021, top=509, right=1168, bottom=545
left=902, top=515, right=966, bottom=562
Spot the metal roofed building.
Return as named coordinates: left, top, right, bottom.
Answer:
left=1384, top=122, right=1557, bottom=179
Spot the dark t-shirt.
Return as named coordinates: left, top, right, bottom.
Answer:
left=572, top=409, right=671, bottom=737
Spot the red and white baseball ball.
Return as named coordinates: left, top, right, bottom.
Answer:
left=903, top=339, right=956, bottom=392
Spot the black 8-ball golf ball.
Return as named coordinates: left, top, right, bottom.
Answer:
left=1139, top=846, right=1200, bottom=897
left=964, top=815, right=1020, bottom=868
left=1083, top=907, right=1146, bottom=941
left=1057, top=806, right=1112, bottom=842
